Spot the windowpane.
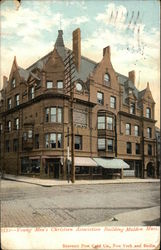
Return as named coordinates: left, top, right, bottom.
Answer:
left=147, top=127, right=152, bottom=138
left=12, top=79, right=16, bottom=88
left=50, top=133, right=56, bottom=148
left=8, top=98, right=11, bottom=109
left=130, top=103, right=135, bottom=114
left=98, top=138, right=105, bottom=150
left=15, top=94, right=19, bottom=106
left=97, top=92, right=103, bottom=105
left=107, top=139, right=113, bottom=152
left=57, top=108, right=62, bottom=123
left=35, top=134, right=39, bottom=149
left=15, top=118, right=19, bottom=130
left=7, top=121, right=11, bottom=132
left=57, top=81, right=63, bottom=89
left=127, top=142, right=132, bottom=154
left=107, top=117, right=113, bottom=130
left=126, top=123, right=131, bottom=135
left=47, top=81, right=53, bottom=89
left=28, top=130, right=32, bottom=138
left=148, top=144, right=152, bottom=155
left=13, top=139, right=19, bottom=152
left=135, top=125, right=139, bottom=136
left=98, top=116, right=105, bottom=129
left=58, top=133, right=62, bottom=148
left=146, top=108, right=151, bottom=118
left=75, top=135, right=82, bottom=150
left=136, top=143, right=140, bottom=154
left=45, top=134, right=49, bottom=148
left=45, top=108, right=49, bottom=122
left=51, top=108, right=56, bottom=122
left=5, top=140, right=10, bottom=152
left=110, top=96, right=116, bottom=108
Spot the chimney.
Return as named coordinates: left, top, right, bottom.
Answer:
left=128, top=70, right=135, bottom=84
left=72, top=28, right=81, bottom=72
left=103, top=46, right=111, bottom=59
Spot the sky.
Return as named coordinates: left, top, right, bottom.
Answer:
left=0, top=0, right=160, bottom=127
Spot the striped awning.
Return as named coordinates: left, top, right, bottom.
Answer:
left=93, top=158, right=130, bottom=169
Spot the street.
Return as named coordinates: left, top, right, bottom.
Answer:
left=0, top=180, right=160, bottom=227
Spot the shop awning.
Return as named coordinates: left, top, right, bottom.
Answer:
left=93, top=158, right=130, bottom=169
left=69, top=157, right=97, bottom=167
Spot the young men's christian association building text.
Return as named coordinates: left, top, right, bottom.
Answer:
left=0, top=28, right=158, bottom=179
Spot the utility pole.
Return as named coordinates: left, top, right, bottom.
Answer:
left=64, top=51, right=76, bottom=183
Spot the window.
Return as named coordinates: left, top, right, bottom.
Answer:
left=51, top=107, right=56, bottom=122
left=148, top=144, right=152, bottom=155
left=136, top=143, right=140, bottom=154
left=98, top=138, right=105, bottom=150
left=13, top=139, right=19, bottom=152
left=134, top=125, right=139, bottom=136
left=23, top=132, right=27, bottom=141
left=15, top=94, right=20, bottom=106
left=0, top=124, right=2, bottom=134
left=126, top=123, right=131, bottom=135
left=110, top=96, right=116, bottom=109
left=7, top=98, right=12, bottom=110
left=75, top=166, right=90, bottom=175
left=97, top=92, right=104, bottom=105
left=104, top=73, right=110, bottom=85
left=29, top=86, right=34, bottom=99
left=45, top=133, right=62, bottom=149
left=14, top=118, right=19, bottom=130
left=57, top=81, right=63, bottom=89
left=127, top=142, right=132, bottom=154
left=28, top=130, right=33, bottom=138
left=73, top=110, right=87, bottom=127
left=5, top=140, right=10, bottom=152
left=7, top=121, right=11, bottom=132
left=130, top=103, right=135, bottom=114
left=147, top=127, right=152, bottom=138
left=146, top=108, right=151, bottom=118
left=46, top=81, right=53, bottom=89
left=107, top=139, right=113, bottom=152
left=34, top=134, right=39, bottom=149
left=75, top=135, right=82, bottom=150
left=76, top=82, right=83, bottom=91
left=98, top=116, right=105, bottom=129
left=45, top=107, right=62, bottom=123
left=58, top=133, right=62, bottom=148
left=50, top=133, right=56, bottom=148
left=107, top=117, right=113, bottom=130
left=12, top=79, right=16, bottom=88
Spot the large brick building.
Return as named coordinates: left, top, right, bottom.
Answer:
left=0, top=28, right=157, bottom=179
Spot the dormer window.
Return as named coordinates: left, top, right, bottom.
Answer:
left=29, top=86, right=34, bottom=100
left=12, top=79, right=16, bottom=88
left=130, top=103, right=135, bottom=114
left=146, top=108, right=151, bottom=118
left=76, top=82, right=83, bottom=92
left=104, top=73, right=110, bottom=86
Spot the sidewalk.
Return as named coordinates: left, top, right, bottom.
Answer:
left=1, top=173, right=160, bottom=187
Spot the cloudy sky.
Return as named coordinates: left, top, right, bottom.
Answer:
left=1, top=0, right=160, bottom=126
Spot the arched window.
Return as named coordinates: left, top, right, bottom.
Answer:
left=76, top=82, right=83, bottom=92
left=104, top=73, right=110, bottom=86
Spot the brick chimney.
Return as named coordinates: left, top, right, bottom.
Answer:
left=103, top=46, right=111, bottom=59
left=128, top=70, right=135, bottom=85
left=72, top=28, right=81, bottom=72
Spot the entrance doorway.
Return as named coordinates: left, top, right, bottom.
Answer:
left=147, top=162, right=154, bottom=178
left=46, top=159, right=60, bottom=179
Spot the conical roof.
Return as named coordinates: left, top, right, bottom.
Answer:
left=55, top=30, right=64, bottom=48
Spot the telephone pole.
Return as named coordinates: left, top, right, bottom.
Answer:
left=64, top=51, right=76, bottom=183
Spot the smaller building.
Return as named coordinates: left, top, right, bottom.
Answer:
left=155, top=126, right=160, bottom=178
